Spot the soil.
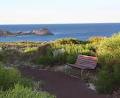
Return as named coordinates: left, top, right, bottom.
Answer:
left=19, top=66, right=109, bottom=98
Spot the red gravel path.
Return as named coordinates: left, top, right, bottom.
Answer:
left=19, top=66, right=108, bottom=98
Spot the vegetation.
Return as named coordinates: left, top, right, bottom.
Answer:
left=95, top=33, right=120, bottom=93
left=0, top=65, right=55, bottom=98
left=0, top=84, right=55, bottom=98
left=0, top=65, right=33, bottom=90
left=0, top=38, right=96, bottom=66
left=0, top=33, right=120, bottom=95
left=52, top=38, right=87, bottom=45
left=34, top=38, right=95, bottom=66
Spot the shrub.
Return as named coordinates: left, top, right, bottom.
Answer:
left=89, top=36, right=106, bottom=51
left=18, top=78, right=33, bottom=88
left=53, top=38, right=84, bottom=45
left=0, top=49, right=22, bottom=64
left=96, top=64, right=120, bottom=94
left=0, top=53, right=4, bottom=62
left=0, top=65, right=21, bottom=91
left=35, top=55, right=54, bottom=66
left=54, top=54, right=67, bottom=64
left=0, top=65, right=32, bottom=91
left=89, top=36, right=106, bottom=45
left=24, top=47, right=38, bottom=53
left=0, top=39, right=95, bottom=66
left=95, top=65, right=114, bottom=93
left=35, top=54, right=67, bottom=66
left=0, top=84, right=55, bottom=98
left=66, top=54, right=77, bottom=64
left=96, top=33, right=120, bottom=93
left=34, top=39, right=96, bottom=66
left=97, top=33, right=120, bottom=65
left=113, top=64, right=120, bottom=88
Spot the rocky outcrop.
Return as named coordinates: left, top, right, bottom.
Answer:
left=0, top=29, right=14, bottom=36
left=32, top=28, right=53, bottom=35
left=0, top=28, right=53, bottom=37
left=15, top=31, right=31, bottom=36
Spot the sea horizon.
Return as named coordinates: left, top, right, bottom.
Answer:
left=0, top=22, right=120, bottom=25
left=0, top=23, right=120, bottom=42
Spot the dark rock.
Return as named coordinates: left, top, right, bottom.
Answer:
left=0, top=29, right=14, bottom=36
left=15, top=31, right=31, bottom=36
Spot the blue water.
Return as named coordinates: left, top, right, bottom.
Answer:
left=0, top=23, right=120, bottom=42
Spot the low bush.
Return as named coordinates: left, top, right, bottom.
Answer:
left=34, top=38, right=96, bottom=66
left=97, top=33, right=120, bottom=65
left=0, top=65, right=21, bottom=90
left=35, top=54, right=67, bottom=66
left=0, top=39, right=96, bottom=66
left=0, top=49, right=22, bottom=64
left=96, top=33, right=120, bottom=93
left=0, top=65, right=32, bottom=91
left=89, top=36, right=106, bottom=46
left=18, top=77, right=33, bottom=88
left=53, top=38, right=85, bottom=45
left=35, top=55, right=54, bottom=66
left=0, top=84, right=55, bottom=98
left=95, top=65, right=114, bottom=93
left=95, top=64, right=120, bottom=94
left=24, top=47, right=38, bottom=53
left=66, top=54, right=77, bottom=64
left=0, top=54, right=4, bottom=62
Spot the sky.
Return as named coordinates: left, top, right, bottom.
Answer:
left=0, top=0, right=120, bottom=24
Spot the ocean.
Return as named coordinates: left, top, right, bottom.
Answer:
left=0, top=23, right=120, bottom=42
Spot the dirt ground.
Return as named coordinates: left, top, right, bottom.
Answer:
left=19, top=66, right=109, bottom=98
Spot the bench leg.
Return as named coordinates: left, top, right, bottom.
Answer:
left=81, top=69, right=84, bottom=78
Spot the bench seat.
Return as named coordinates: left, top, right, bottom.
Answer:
left=69, top=55, right=97, bottom=70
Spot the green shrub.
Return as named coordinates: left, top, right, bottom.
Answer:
left=0, top=65, right=33, bottom=91
left=96, top=64, right=120, bottom=94
left=34, top=39, right=96, bottom=66
left=89, top=37, right=106, bottom=45
left=18, top=78, right=33, bottom=88
left=0, top=53, right=4, bottom=62
left=95, top=65, right=114, bottom=93
left=113, top=64, right=120, bottom=89
left=56, top=54, right=67, bottom=64
left=96, top=33, right=120, bottom=93
left=24, top=47, right=38, bottom=53
left=66, top=54, right=77, bottom=64
left=53, top=38, right=85, bottom=45
left=0, top=49, right=22, bottom=64
left=35, top=54, right=67, bottom=66
left=0, top=39, right=95, bottom=66
left=35, top=55, right=54, bottom=66
left=0, top=65, right=21, bottom=90
left=0, top=84, right=55, bottom=98
left=97, top=33, right=120, bottom=65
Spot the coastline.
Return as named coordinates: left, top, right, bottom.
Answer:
left=0, top=23, right=120, bottom=42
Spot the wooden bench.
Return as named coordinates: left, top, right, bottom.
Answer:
left=69, top=55, right=97, bottom=70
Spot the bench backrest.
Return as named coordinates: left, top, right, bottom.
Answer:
left=75, top=55, right=97, bottom=69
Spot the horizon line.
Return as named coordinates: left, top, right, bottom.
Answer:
left=0, top=22, right=120, bottom=25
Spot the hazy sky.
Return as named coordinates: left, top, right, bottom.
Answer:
left=0, top=0, right=120, bottom=24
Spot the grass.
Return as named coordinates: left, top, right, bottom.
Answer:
left=0, top=64, right=55, bottom=98
left=0, top=84, right=55, bottom=98
left=0, top=38, right=96, bottom=66
left=0, top=65, right=33, bottom=91
left=95, top=33, right=120, bottom=93
left=0, top=34, right=120, bottom=94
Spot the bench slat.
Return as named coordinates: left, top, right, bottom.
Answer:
left=69, top=55, right=97, bottom=69
left=76, top=60, right=97, bottom=64
left=77, top=56, right=97, bottom=60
